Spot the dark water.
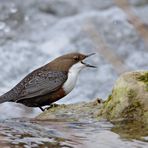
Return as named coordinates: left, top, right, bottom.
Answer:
left=0, top=118, right=147, bottom=148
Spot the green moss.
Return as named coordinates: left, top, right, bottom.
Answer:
left=102, top=87, right=125, bottom=116
left=121, top=99, right=143, bottom=120
left=137, top=72, right=148, bottom=91
left=101, top=89, right=124, bottom=119
left=127, top=89, right=137, bottom=100
left=103, top=94, right=112, bottom=107
left=107, top=94, right=112, bottom=102
left=111, top=120, right=148, bottom=141
left=137, top=72, right=148, bottom=83
left=143, top=112, right=148, bottom=125
left=113, top=87, right=129, bottom=102
left=100, top=71, right=148, bottom=128
left=102, top=88, right=143, bottom=120
left=122, top=89, right=142, bottom=120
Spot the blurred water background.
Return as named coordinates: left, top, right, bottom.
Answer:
left=0, top=0, right=148, bottom=118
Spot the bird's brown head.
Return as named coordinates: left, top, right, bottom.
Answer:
left=49, top=53, right=96, bottom=72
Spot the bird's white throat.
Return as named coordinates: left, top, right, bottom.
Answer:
left=63, top=62, right=85, bottom=94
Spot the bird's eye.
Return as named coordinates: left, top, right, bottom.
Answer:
left=73, top=56, right=79, bottom=61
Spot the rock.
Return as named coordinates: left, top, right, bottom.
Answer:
left=100, top=71, right=148, bottom=125
left=36, top=99, right=102, bottom=121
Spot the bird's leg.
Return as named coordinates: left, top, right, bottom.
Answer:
left=44, top=103, right=59, bottom=110
left=39, top=106, right=45, bottom=112
left=39, top=104, right=59, bottom=111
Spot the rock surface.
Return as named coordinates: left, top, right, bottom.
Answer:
left=100, top=71, right=148, bottom=125
left=37, top=99, right=103, bottom=122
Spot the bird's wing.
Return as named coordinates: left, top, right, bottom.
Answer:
left=18, top=70, right=67, bottom=99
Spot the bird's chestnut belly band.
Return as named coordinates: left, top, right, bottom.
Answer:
left=17, top=88, right=66, bottom=107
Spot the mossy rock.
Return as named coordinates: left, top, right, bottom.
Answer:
left=100, top=71, right=148, bottom=125
left=36, top=99, right=102, bottom=121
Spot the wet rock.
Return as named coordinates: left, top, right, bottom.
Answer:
left=36, top=99, right=102, bottom=121
left=111, top=120, right=148, bottom=141
left=100, top=71, right=148, bottom=125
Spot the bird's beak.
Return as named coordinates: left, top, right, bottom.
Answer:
left=86, top=53, right=96, bottom=58
left=81, top=53, right=97, bottom=68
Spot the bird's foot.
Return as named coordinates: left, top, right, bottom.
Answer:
left=45, top=104, right=59, bottom=110
left=39, top=106, right=45, bottom=112
left=39, top=104, right=59, bottom=112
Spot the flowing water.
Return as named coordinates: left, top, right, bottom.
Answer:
left=0, top=118, right=147, bottom=148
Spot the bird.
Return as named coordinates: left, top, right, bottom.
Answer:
left=0, top=52, right=96, bottom=111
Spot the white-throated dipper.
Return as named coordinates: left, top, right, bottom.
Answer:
left=0, top=53, right=96, bottom=111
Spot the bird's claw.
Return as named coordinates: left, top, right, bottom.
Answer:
left=44, top=104, right=59, bottom=110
